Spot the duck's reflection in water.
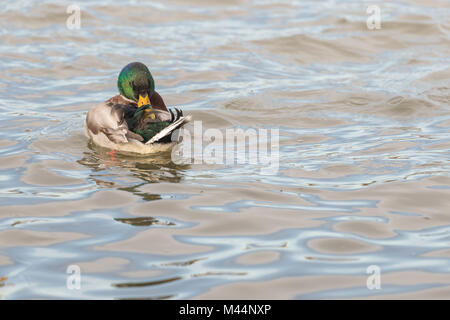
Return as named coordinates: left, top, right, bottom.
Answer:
left=78, top=141, right=191, bottom=201
left=75, top=141, right=198, bottom=298
left=114, top=216, right=176, bottom=227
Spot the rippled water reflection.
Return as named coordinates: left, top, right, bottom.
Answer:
left=0, top=0, right=449, bottom=299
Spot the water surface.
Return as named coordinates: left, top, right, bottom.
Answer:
left=0, top=0, right=449, bottom=299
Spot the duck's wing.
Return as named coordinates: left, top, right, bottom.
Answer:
left=86, top=98, right=144, bottom=144
left=128, top=104, right=189, bottom=144
left=145, top=115, right=191, bottom=145
left=138, top=107, right=184, bottom=124
left=150, top=91, right=168, bottom=111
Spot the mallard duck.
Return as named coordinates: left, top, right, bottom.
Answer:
left=85, top=62, right=188, bottom=152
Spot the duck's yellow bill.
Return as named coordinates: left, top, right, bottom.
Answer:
left=137, top=94, right=150, bottom=108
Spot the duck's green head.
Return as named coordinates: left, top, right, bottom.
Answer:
left=118, top=62, right=155, bottom=107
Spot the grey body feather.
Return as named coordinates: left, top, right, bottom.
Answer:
left=85, top=95, right=175, bottom=145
